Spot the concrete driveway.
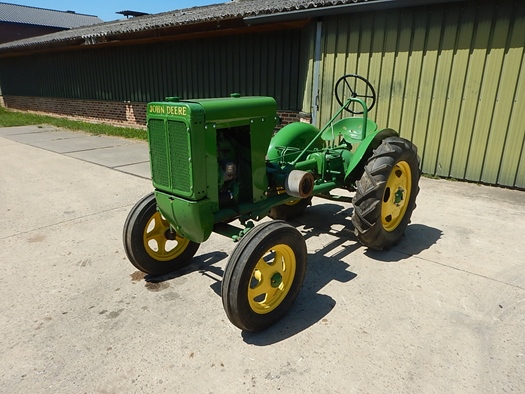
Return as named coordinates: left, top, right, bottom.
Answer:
left=1, top=125, right=524, bottom=393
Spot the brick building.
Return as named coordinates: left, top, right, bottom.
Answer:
left=0, top=0, right=524, bottom=188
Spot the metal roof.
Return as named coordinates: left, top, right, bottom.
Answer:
left=0, top=2, right=103, bottom=29
left=0, top=0, right=460, bottom=52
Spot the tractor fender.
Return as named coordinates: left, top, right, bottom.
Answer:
left=344, top=128, right=399, bottom=183
left=267, top=122, right=324, bottom=163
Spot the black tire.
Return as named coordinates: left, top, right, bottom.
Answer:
left=222, top=221, right=307, bottom=332
left=123, top=193, right=199, bottom=275
left=268, top=196, right=312, bottom=221
left=352, top=137, right=420, bottom=250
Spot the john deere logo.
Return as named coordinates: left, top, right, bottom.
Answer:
left=149, top=105, right=187, bottom=116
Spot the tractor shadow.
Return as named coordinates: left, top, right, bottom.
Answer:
left=363, top=224, right=443, bottom=263
left=242, top=202, right=442, bottom=345
left=298, top=201, right=443, bottom=263
left=242, top=243, right=358, bottom=345
left=242, top=203, right=358, bottom=345
left=144, top=201, right=441, bottom=344
left=144, top=251, right=228, bottom=283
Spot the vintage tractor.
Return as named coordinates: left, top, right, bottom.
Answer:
left=123, top=74, right=420, bottom=332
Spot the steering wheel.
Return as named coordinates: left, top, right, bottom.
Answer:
left=335, top=74, right=377, bottom=114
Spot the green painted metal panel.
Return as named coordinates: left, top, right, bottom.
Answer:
left=319, top=24, right=338, bottom=125
left=334, top=16, right=350, bottom=112
left=368, top=12, right=387, bottom=128
left=463, top=4, right=504, bottom=182
left=315, top=0, right=525, bottom=188
left=148, top=119, right=171, bottom=187
left=419, top=8, right=446, bottom=175
left=481, top=2, right=524, bottom=188
left=1, top=27, right=310, bottom=115
left=147, top=102, right=207, bottom=200
left=300, top=22, right=316, bottom=113
left=345, top=14, right=360, bottom=77
left=498, top=6, right=525, bottom=188
left=167, top=120, right=192, bottom=194
left=435, top=9, right=464, bottom=178
left=407, top=8, right=438, bottom=169
left=446, top=9, right=477, bottom=179
left=381, top=11, right=399, bottom=128
left=399, top=9, right=427, bottom=144
left=387, top=12, right=411, bottom=134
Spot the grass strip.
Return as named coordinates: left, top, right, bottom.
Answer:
left=0, top=107, right=147, bottom=140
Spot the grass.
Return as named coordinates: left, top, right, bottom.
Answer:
left=422, top=173, right=441, bottom=180
left=0, top=106, right=147, bottom=140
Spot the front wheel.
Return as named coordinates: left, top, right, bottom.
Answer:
left=221, top=221, right=307, bottom=332
left=352, top=137, right=420, bottom=250
left=123, top=193, right=200, bottom=275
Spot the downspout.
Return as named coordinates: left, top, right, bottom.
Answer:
left=311, top=20, right=322, bottom=127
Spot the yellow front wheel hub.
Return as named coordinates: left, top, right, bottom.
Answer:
left=248, top=244, right=296, bottom=314
left=143, top=211, right=189, bottom=261
left=381, top=161, right=412, bottom=232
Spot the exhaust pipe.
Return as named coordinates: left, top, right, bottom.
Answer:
left=285, top=170, right=315, bottom=199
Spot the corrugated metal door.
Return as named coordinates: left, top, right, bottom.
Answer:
left=317, top=0, right=525, bottom=188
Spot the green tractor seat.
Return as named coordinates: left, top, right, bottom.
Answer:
left=321, top=117, right=377, bottom=142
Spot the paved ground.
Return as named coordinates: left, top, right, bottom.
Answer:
left=1, top=125, right=524, bottom=394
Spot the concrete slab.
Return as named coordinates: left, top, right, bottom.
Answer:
left=66, top=143, right=149, bottom=168
left=0, top=136, right=18, bottom=147
left=393, top=179, right=525, bottom=289
left=0, top=126, right=524, bottom=394
left=0, top=140, right=151, bottom=239
left=0, top=124, right=57, bottom=136
left=6, top=129, right=86, bottom=144
left=30, top=135, right=132, bottom=154
left=114, top=161, right=151, bottom=179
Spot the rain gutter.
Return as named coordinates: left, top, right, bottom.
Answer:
left=244, top=0, right=469, bottom=25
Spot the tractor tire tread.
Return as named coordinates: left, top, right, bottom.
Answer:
left=123, top=193, right=199, bottom=276
left=352, top=137, right=420, bottom=250
left=222, top=220, right=307, bottom=332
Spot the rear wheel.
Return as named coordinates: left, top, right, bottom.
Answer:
left=268, top=196, right=312, bottom=221
left=222, top=221, right=307, bottom=332
left=352, top=137, right=420, bottom=250
left=123, top=193, right=199, bottom=275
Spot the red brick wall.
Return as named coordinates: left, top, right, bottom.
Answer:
left=278, top=111, right=312, bottom=127
left=0, top=95, right=310, bottom=129
left=1, top=96, right=147, bottom=129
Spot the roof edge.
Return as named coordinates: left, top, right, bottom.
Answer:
left=245, top=0, right=470, bottom=24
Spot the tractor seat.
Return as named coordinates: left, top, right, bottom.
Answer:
left=321, top=117, right=377, bottom=142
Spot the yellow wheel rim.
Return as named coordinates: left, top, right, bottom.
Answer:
left=143, top=211, right=190, bottom=261
left=381, top=161, right=412, bottom=232
left=248, top=244, right=296, bottom=314
left=284, top=199, right=301, bottom=206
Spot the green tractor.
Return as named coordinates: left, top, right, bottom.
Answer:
left=123, top=74, right=420, bottom=332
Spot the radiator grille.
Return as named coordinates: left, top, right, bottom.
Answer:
left=168, top=121, right=191, bottom=194
left=148, top=119, right=170, bottom=188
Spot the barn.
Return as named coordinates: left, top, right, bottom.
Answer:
left=0, top=0, right=523, bottom=188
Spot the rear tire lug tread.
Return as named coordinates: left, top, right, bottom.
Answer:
left=352, top=136, right=420, bottom=250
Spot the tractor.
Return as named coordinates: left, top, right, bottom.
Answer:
left=123, top=74, right=420, bottom=332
